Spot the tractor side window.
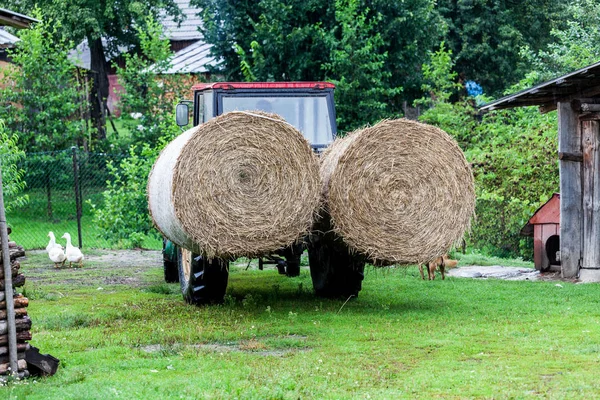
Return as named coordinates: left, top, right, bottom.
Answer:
left=194, top=93, right=204, bottom=125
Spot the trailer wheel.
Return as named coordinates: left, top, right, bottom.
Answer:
left=178, top=248, right=229, bottom=305
left=162, top=239, right=180, bottom=283
left=307, top=215, right=365, bottom=298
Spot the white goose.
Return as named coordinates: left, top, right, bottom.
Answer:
left=61, top=233, right=84, bottom=268
left=47, top=231, right=66, bottom=268
left=46, top=231, right=63, bottom=252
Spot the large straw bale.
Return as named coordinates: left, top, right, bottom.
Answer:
left=148, top=111, right=321, bottom=258
left=321, top=118, right=475, bottom=264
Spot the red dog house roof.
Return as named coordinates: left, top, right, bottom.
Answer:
left=521, top=193, right=560, bottom=237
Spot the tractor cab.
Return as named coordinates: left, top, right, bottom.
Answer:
left=176, top=82, right=337, bottom=149
left=164, top=82, right=352, bottom=304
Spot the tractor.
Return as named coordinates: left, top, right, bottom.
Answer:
left=163, top=82, right=365, bottom=305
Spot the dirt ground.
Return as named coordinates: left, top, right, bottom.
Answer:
left=22, top=249, right=163, bottom=287
left=22, top=249, right=577, bottom=285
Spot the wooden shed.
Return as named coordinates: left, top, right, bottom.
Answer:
left=482, top=61, right=600, bottom=282
left=521, top=194, right=561, bottom=272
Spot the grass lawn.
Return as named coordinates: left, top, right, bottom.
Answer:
left=6, top=188, right=161, bottom=250
left=2, top=251, right=599, bottom=399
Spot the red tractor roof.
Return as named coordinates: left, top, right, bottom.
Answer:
left=191, top=81, right=335, bottom=92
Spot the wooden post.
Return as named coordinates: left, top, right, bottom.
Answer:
left=0, top=165, right=18, bottom=375
left=581, top=119, right=600, bottom=270
left=558, top=102, right=583, bottom=278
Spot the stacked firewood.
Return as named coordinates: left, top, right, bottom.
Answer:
left=0, top=234, right=30, bottom=379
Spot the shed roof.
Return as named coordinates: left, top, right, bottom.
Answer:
left=161, top=0, right=203, bottom=41
left=0, top=28, right=19, bottom=48
left=158, top=40, right=216, bottom=74
left=480, top=61, right=600, bottom=112
left=0, top=8, right=39, bottom=29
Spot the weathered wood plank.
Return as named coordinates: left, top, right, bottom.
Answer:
left=558, top=152, right=583, bottom=162
left=558, top=102, right=583, bottom=278
left=581, top=120, right=600, bottom=269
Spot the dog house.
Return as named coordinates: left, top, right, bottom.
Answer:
left=521, top=193, right=560, bottom=271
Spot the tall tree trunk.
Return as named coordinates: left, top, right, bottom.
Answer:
left=88, top=36, right=109, bottom=141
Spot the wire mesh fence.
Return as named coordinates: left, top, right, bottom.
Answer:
left=5, top=149, right=160, bottom=250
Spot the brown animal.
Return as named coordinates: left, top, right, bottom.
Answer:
left=419, top=254, right=458, bottom=280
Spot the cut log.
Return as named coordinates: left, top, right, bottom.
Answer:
left=0, top=295, right=28, bottom=310
left=0, top=331, right=32, bottom=345
left=0, top=316, right=31, bottom=335
left=0, top=358, right=27, bottom=374
left=0, top=247, right=25, bottom=263
left=0, top=352, right=26, bottom=364
left=0, top=343, right=29, bottom=355
left=25, top=346, right=59, bottom=376
left=0, top=262, right=20, bottom=279
left=0, top=307, right=27, bottom=320
left=0, top=307, right=28, bottom=319
left=0, top=273, right=25, bottom=289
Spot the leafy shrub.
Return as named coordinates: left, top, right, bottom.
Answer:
left=417, top=44, right=558, bottom=259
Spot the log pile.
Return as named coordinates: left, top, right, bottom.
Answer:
left=0, top=235, right=30, bottom=379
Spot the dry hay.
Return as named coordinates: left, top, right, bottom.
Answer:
left=321, top=118, right=475, bottom=264
left=148, top=111, right=320, bottom=259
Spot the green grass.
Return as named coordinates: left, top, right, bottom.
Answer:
left=1, top=251, right=599, bottom=398
left=6, top=188, right=161, bottom=250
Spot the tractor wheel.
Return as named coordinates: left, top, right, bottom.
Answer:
left=162, top=239, right=180, bottom=283
left=178, top=248, right=229, bottom=305
left=281, top=243, right=304, bottom=277
left=307, top=215, right=365, bottom=298
left=285, top=257, right=301, bottom=277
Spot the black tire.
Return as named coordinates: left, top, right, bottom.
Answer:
left=162, top=239, right=179, bottom=283
left=178, top=248, right=229, bottom=305
left=307, top=214, right=365, bottom=298
left=285, top=258, right=301, bottom=277
left=164, top=260, right=180, bottom=283
left=280, top=243, right=304, bottom=277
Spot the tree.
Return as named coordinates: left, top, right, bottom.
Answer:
left=521, top=0, right=600, bottom=82
left=437, top=0, right=568, bottom=95
left=6, top=0, right=182, bottom=141
left=194, top=0, right=441, bottom=130
left=90, top=16, right=181, bottom=248
left=417, top=44, right=558, bottom=259
left=115, top=15, right=189, bottom=147
left=323, top=0, right=402, bottom=131
left=0, top=120, right=27, bottom=213
left=0, top=11, right=84, bottom=152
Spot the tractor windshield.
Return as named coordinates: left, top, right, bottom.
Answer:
left=221, top=95, right=334, bottom=147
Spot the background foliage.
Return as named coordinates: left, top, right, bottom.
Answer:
left=0, top=10, right=85, bottom=152
left=90, top=16, right=181, bottom=249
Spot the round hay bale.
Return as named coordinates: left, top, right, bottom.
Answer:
left=321, top=118, right=475, bottom=264
left=148, top=111, right=321, bottom=259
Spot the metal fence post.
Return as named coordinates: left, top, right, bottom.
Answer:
left=71, top=147, right=83, bottom=249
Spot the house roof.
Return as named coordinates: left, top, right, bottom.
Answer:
left=480, top=61, right=600, bottom=113
left=0, top=8, right=39, bottom=29
left=0, top=28, right=19, bottom=48
left=161, top=0, right=203, bottom=41
left=70, top=0, right=211, bottom=72
left=159, top=40, right=216, bottom=74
